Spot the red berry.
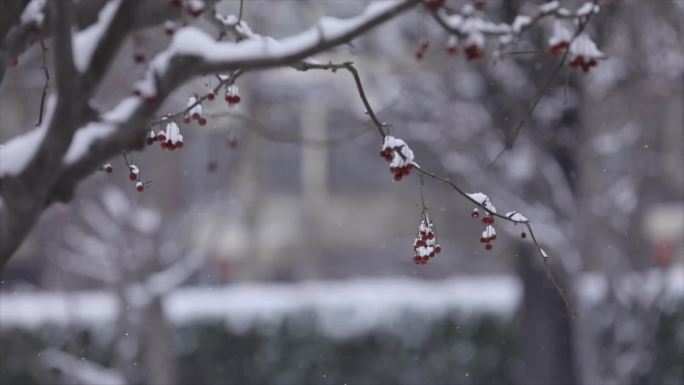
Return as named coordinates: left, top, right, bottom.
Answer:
left=413, top=256, right=421, bottom=264
left=434, top=246, right=442, bottom=254
left=485, top=243, right=493, bottom=251
left=183, top=116, right=191, bottom=124
left=105, top=165, right=113, bottom=174
left=157, top=133, right=166, bottom=141
left=427, top=232, right=434, bottom=240
left=160, top=142, right=167, bottom=149
left=471, top=209, right=480, bottom=219
left=168, top=0, right=182, bottom=8
left=133, top=89, right=141, bottom=96
left=136, top=184, right=144, bottom=192
left=424, top=0, right=445, bottom=11
left=491, top=235, right=496, bottom=241
left=549, top=42, right=569, bottom=56
left=207, top=92, right=215, bottom=101
left=393, top=173, right=403, bottom=182
left=415, top=51, right=424, bottom=60
left=465, top=45, right=483, bottom=60
left=128, top=172, right=137, bottom=181
left=521, top=232, right=527, bottom=239
left=479, top=237, right=487, bottom=243
left=421, top=255, right=430, bottom=263
left=165, top=28, right=175, bottom=37
left=145, top=95, right=157, bottom=105
left=198, top=117, right=207, bottom=126
left=482, top=216, right=494, bottom=225
left=176, top=141, right=184, bottom=148
left=133, top=52, right=145, bottom=63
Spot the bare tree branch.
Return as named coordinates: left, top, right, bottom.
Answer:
left=0, top=0, right=420, bottom=271
left=35, top=38, right=49, bottom=127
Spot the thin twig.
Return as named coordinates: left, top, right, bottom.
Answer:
left=36, top=38, right=50, bottom=127
left=146, top=69, right=245, bottom=128
left=303, top=60, right=576, bottom=317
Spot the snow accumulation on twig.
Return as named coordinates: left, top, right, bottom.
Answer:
left=72, top=0, right=122, bottom=72
left=151, top=1, right=414, bottom=75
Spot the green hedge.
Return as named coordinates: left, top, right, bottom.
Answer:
left=1, top=306, right=682, bottom=385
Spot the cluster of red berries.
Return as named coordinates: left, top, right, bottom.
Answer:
left=569, top=55, right=598, bottom=73
left=225, top=85, right=241, bottom=105
left=380, top=136, right=416, bottom=182
left=472, top=208, right=496, bottom=251
left=183, top=95, right=208, bottom=126
left=415, top=39, right=429, bottom=60
left=168, top=0, right=205, bottom=17
left=127, top=164, right=146, bottom=192
left=412, top=216, right=442, bottom=265
left=463, top=32, right=485, bottom=60
left=567, top=34, right=603, bottom=74
left=416, top=34, right=484, bottom=61
left=156, top=121, right=184, bottom=150
left=423, top=0, right=445, bottom=12
left=548, top=41, right=569, bottom=56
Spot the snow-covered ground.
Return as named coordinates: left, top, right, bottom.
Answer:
left=1, top=268, right=682, bottom=339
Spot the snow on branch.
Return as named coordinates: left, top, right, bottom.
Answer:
left=147, top=0, right=419, bottom=82
left=19, top=0, right=47, bottom=26
left=40, top=348, right=125, bottom=385
left=72, top=0, right=122, bottom=72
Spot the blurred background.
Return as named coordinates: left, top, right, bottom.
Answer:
left=1, top=0, right=683, bottom=384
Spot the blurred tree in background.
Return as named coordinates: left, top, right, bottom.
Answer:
left=1, top=0, right=683, bottom=384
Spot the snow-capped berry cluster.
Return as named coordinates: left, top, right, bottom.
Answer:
left=164, top=20, right=177, bottom=37
left=547, top=20, right=572, bottom=56
left=157, top=121, right=184, bottom=150
left=505, top=211, right=530, bottom=240
left=463, top=30, right=485, bottom=60
left=100, top=163, right=113, bottom=174
left=225, top=85, right=241, bottom=106
left=412, top=214, right=442, bottom=265
left=126, top=164, right=146, bottom=192
left=380, top=136, right=416, bottom=182
left=446, top=35, right=459, bottom=55
left=568, top=33, right=604, bottom=73
left=183, top=95, right=207, bottom=126
left=467, top=192, right=498, bottom=251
